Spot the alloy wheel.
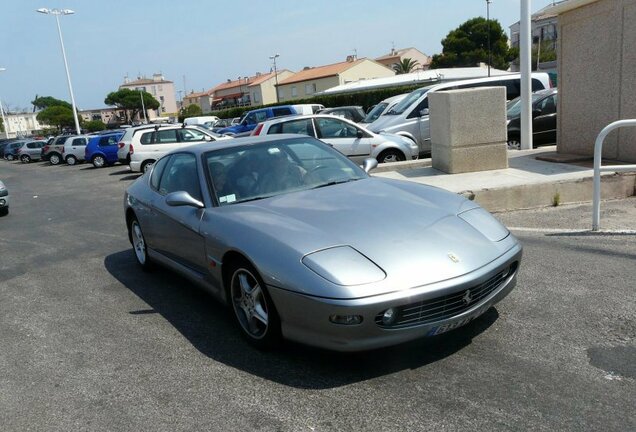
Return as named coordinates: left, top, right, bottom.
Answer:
left=131, top=221, right=146, bottom=265
left=93, top=155, right=105, bottom=168
left=507, top=139, right=521, bottom=150
left=49, top=154, right=60, bottom=165
left=231, top=268, right=269, bottom=339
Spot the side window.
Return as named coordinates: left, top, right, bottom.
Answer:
left=155, top=129, right=178, bottom=144
left=315, top=117, right=358, bottom=139
left=505, top=81, right=521, bottom=100
left=254, top=111, right=268, bottom=122
left=73, top=138, right=87, bottom=146
left=27, top=142, right=36, bottom=149
left=267, top=119, right=315, bottom=137
left=531, top=78, right=544, bottom=91
left=272, top=107, right=292, bottom=117
left=150, top=156, right=171, bottom=191
left=407, top=97, right=429, bottom=119
left=140, top=131, right=154, bottom=144
left=158, top=153, right=202, bottom=201
left=538, top=95, right=557, bottom=114
left=177, top=128, right=206, bottom=142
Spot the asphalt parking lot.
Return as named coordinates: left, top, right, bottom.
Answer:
left=0, top=159, right=634, bottom=431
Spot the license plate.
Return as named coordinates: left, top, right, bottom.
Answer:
left=426, top=307, right=487, bottom=336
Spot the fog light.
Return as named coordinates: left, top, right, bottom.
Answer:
left=0, top=199, right=5, bottom=206
left=382, top=308, right=397, bottom=325
left=329, top=314, right=363, bottom=325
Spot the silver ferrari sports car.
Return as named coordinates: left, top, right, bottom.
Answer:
left=124, top=134, right=522, bottom=351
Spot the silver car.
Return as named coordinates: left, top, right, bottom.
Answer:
left=0, top=180, right=8, bottom=216
left=124, top=135, right=521, bottom=351
left=16, top=140, right=46, bottom=163
left=62, top=135, right=89, bottom=165
left=255, top=114, right=419, bottom=164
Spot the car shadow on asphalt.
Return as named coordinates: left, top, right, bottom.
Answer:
left=110, top=169, right=132, bottom=176
left=119, top=174, right=142, bottom=181
left=104, top=249, right=499, bottom=389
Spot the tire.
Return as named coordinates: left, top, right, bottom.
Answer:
left=377, top=148, right=406, bottom=164
left=129, top=216, right=152, bottom=271
left=507, top=135, right=521, bottom=150
left=66, top=155, right=77, bottom=165
left=49, top=153, right=61, bottom=165
left=6, top=154, right=14, bottom=161
left=0, top=207, right=8, bottom=216
left=92, top=155, right=106, bottom=168
left=228, top=260, right=281, bottom=349
left=141, top=160, right=155, bottom=174
left=20, top=155, right=31, bottom=163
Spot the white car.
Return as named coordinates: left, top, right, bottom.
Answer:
left=359, top=93, right=408, bottom=126
left=368, top=73, right=553, bottom=156
left=253, top=114, right=418, bottom=164
left=0, top=180, right=8, bottom=216
left=116, top=123, right=177, bottom=166
left=129, top=125, right=231, bottom=173
left=62, top=135, right=90, bottom=165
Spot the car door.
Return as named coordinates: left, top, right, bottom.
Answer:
left=405, top=97, right=431, bottom=153
left=532, top=94, right=557, bottom=145
left=151, top=152, right=208, bottom=274
left=70, top=137, right=87, bottom=158
left=266, top=118, right=316, bottom=139
left=314, top=117, right=373, bottom=164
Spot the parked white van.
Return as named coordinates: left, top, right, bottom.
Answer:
left=183, top=116, right=220, bottom=127
left=129, top=125, right=230, bottom=173
left=292, top=104, right=325, bottom=115
left=368, top=73, right=552, bottom=155
left=359, top=93, right=408, bottom=125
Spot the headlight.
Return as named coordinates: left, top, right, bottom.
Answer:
left=302, top=246, right=386, bottom=286
left=458, top=207, right=509, bottom=242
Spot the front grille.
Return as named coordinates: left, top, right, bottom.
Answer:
left=376, top=262, right=518, bottom=329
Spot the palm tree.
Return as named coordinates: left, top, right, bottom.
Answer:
left=393, top=58, right=420, bottom=74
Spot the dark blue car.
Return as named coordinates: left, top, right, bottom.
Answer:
left=85, top=131, right=124, bottom=168
left=216, top=105, right=297, bottom=135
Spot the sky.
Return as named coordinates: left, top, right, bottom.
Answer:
left=1, top=0, right=556, bottom=112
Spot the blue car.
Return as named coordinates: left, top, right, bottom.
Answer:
left=85, top=131, right=124, bottom=168
left=216, top=105, right=297, bottom=135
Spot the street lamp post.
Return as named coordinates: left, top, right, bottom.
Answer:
left=486, top=0, right=492, bottom=77
left=0, top=67, right=8, bottom=139
left=270, top=54, right=280, bottom=103
left=139, top=90, right=148, bottom=123
left=36, top=7, right=81, bottom=135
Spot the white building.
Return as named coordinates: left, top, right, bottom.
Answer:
left=119, top=73, right=178, bottom=118
left=2, top=112, right=47, bottom=138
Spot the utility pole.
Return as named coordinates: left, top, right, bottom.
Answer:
left=486, top=0, right=492, bottom=77
left=270, top=54, right=280, bottom=103
left=520, top=0, right=533, bottom=150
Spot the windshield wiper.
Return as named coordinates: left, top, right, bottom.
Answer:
left=312, top=178, right=359, bottom=189
left=237, top=194, right=276, bottom=204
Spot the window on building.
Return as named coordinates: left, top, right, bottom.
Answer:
left=291, top=86, right=297, bottom=97
left=253, top=92, right=260, bottom=103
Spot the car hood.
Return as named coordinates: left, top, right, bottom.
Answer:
left=216, top=178, right=511, bottom=298
left=367, top=114, right=401, bottom=133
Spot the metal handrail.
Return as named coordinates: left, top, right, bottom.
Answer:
left=592, top=119, right=636, bottom=231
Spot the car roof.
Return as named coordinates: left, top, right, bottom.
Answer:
left=185, top=134, right=307, bottom=155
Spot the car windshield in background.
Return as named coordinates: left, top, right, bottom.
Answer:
left=387, top=87, right=430, bottom=115
left=363, top=102, right=388, bottom=123
left=204, top=138, right=367, bottom=206
left=506, top=93, right=544, bottom=118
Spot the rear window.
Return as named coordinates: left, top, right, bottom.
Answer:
left=140, top=131, right=154, bottom=144
left=272, top=107, right=292, bottom=117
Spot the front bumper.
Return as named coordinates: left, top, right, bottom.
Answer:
left=0, top=189, right=9, bottom=208
left=268, top=243, right=522, bottom=352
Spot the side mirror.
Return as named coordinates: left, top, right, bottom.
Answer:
left=356, top=129, right=364, bottom=139
left=532, top=109, right=542, bottom=118
left=362, top=157, right=378, bottom=173
left=419, top=108, right=430, bottom=117
left=166, top=191, right=204, bottom=209
left=203, top=135, right=213, bottom=142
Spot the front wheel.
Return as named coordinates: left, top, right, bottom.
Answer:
left=229, top=262, right=281, bottom=349
left=129, top=217, right=152, bottom=271
left=20, top=155, right=31, bottom=163
left=377, top=148, right=406, bottom=164
left=66, top=155, right=77, bottom=165
left=507, top=136, right=521, bottom=150
left=92, top=155, right=106, bottom=168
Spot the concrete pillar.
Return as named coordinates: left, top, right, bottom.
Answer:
left=429, top=87, right=508, bottom=174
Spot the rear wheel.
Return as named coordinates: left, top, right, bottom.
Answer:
left=20, top=154, right=31, bottom=163
left=141, top=160, right=155, bottom=174
left=377, top=148, right=406, bottom=164
left=49, top=153, right=61, bottom=165
left=66, top=155, right=77, bottom=165
left=228, top=261, right=281, bottom=349
left=6, top=154, right=14, bottom=161
left=92, top=155, right=106, bottom=168
left=507, top=135, right=521, bottom=150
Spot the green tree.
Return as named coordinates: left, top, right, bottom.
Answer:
left=0, top=117, right=3, bottom=133
left=31, top=96, right=72, bottom=111
left=430, top=17, right=515, bottom=70
left=180, top=104, right=203, bottom=118
left=393, top=58, right=421, bottom=74
left=36, top=105, right=76, bottom=131
left=104, top=88, right=160, bottom=123
left=84, top=120, right=106, bottom=132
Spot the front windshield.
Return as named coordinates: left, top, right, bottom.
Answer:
left=387, top=87, right=430, bottom=115
left=507, top=93, right=544, bottom=118
left=363, top=102, right=388, bottom=123
left=204, top=137, right=367, bottom=206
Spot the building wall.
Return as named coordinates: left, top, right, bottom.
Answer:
left=120, top=80, right=178, bottom=117
left=251, top=70, right=294, bottom=105
left=376, top=48, right=431, bottom=70
left=3, top=113, right=46, bottom=138
left=338, top=61, right=395, bottom=84
left=557, top=0, right=636, bottom=162
left=277, top=76, right=340, bottom=102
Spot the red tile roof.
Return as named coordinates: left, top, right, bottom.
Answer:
left=277, top=59, right=366, bottom=85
